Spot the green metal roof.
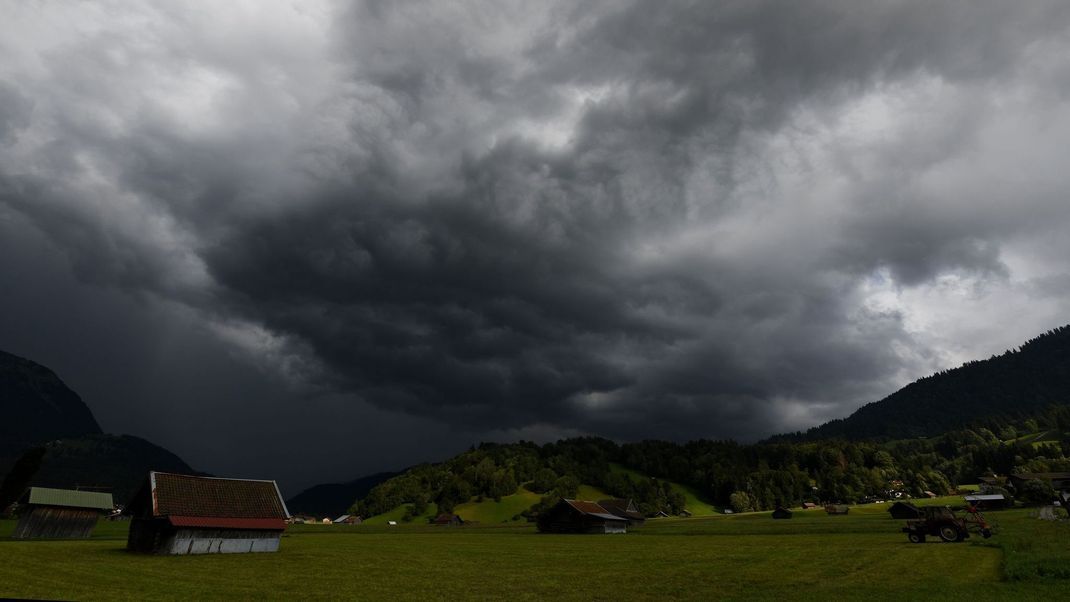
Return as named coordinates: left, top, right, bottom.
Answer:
left=24, top=487, right=113, bottom=511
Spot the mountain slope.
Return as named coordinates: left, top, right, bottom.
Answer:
left=286, top=471, right=400, bottom=517
left=0, top=350, right=102, bottom=467
left=782, top=324, right=1070, bottom=441
left=0, top=349, right=198, bottom=508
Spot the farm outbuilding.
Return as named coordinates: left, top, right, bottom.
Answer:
left=598, top=498, right=646, bottom=526
left=125, top=471, right=289, bottom=555
left=333, top=514, right=361, bottom=524
left=888, top=501, right=922, bottom=520
left=771, top=507, right=792, bottom=519
left=801, top=502, right=818, bottom=510
left=1009, top=472, right=1070, bottom=492
left=12, top=487, right=113, bottom=539
left=964, top=493, right=1009, bottom=510
left=825, top=505, right=850, bottom=515
left=537, top=499, right=629, bottom=534
left=431, top=513, right=464, bottom=526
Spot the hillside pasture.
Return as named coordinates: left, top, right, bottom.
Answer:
left=2, top=504, right=1068, bottom=600
left=609, top=463, right=720, bottom=516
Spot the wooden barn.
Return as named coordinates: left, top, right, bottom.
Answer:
left=598, top=498, right=646, bottom=526
left=125, top=471, right=289, bottom=555
left=771, top=507, right=792, bottom=519
left=536, top=499, right=628, bottom=534
left=431, top=513, right=464, bottom=526
left=888, top=501, right=922, bottom=519
left=964, top=493, right=1009, bottom=510
left=825, top=504, right=850, bottom=515
left=801, top=502, right=819, bottom=510
left=1009, top=472, right=1070, bottom=492
left=12, top=487, right=113, bottom=539
left=333, top=514, right=362, bottom=524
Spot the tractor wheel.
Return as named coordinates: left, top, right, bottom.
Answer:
left=981, top=528, right=992, bottom=539
left=908, top=532, right=925, bottom=544
left=939, top=526, right=959, bottom=542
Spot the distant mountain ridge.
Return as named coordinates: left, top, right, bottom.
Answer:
left=0, top=348, right=196, bottom=508
left=286, top=471, right=400, bottom=517
left=0, top=350, right=102, bottom=455
left=774, top=324, right=1070, bottom=441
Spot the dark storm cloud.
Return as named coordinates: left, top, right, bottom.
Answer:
left=3, top=0, right=1070, bottom=474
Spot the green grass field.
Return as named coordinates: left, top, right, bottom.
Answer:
left=2, top=503, right=1067, bottom=600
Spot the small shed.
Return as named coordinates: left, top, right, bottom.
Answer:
left=825, top=504, right=850, bottom=515
left=125, top=471, right=289, bottom=554
left=431, top=513, right=464, bottom=526
left=888, top=501, right=922, bottom=520
left=771, top=507, right=792, bottom=519
left=964, top=493, right=1009, bottom=510
left=334, top=514, right=362, bottom=524
left=598, top=498, right=646, bottom=526
left=801, top=502, right=818, bottom=510
left=536, top=499, right=628, bottom=534
left=12, top=487, right=114, bottom=539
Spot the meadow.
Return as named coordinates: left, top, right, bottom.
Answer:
left=1, top=501, right=1067, bottom=601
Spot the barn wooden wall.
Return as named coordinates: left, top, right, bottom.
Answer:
left=12, top=507, right=100, bottom=539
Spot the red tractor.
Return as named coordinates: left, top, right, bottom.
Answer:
left=902, top=505, right=992, bottom=543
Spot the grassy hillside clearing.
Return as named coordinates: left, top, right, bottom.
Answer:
left=609, top=463, right=720, bottom=516
left=2, top=503, right=1067, bottom=600
left=454, top=488, right=541, bottom=523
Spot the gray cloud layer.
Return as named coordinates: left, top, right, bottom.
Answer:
left=3, top=1, right=1070, bottom=488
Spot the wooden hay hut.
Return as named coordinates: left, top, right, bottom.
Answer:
left=825, top=504, right=850, bottom=515
left=1009, top=472, right=1070, bottom=492
left=888, top=501, right=922, bottom=520
left=536, top=499, right=628, bottom=534
left=431, top=513, right=464, bottom=526
left=801, top=502, right=819, bottom=509
left=771, top=507, right=792, bottom=519
left=598, top=498, right=646, bottom=526
left=12, top=487, right=113, bottom=539
left=125, top=471, right=289, bottom=555
left=333, top=514, right=362, bottom=524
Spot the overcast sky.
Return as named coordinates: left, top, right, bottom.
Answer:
left=3, top=1, right=1070, bottom=493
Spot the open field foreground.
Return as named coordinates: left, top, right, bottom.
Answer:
left=2, top=503, right=1068, bottom=601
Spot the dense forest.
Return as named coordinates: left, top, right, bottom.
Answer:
left=352, top=404, right=1070, bottom=519
left=775, top=325, right=1070, bottom=441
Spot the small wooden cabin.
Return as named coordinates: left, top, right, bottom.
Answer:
left=801, top=502, right=819, bottom=510
left=537, top=499, right=629, bottom=534
left=964, top=493, right=1009, bottom=510
left=12, top=487, right=113, bottom=539
left=598, top=498, right=646, bottom=526
left=333, top=514, right=362, bottom=524
left=771, top=507, right=792, bottom=519
left=125, top=471, right=289, bottom=554
left=888, top=501, right=922, bottom=519
left=825, top=504, right=850, bottom=515
left=431, top=513, right=464, bottom=526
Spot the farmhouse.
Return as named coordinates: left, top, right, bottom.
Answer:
left=1009, top=472, right=1070, bottom=492
left=598, top=498, right=646, bottom=526
left=888, top=501, right=922, bottom=520
left=431, top=513, right=464, bottom=526
left=536, top=499, right=629, bottom=534
left=771, top=507, right=792, bottom=519
left=12, top=487, right=113, bottom=539
left=125, top=471, right=289, bottom=554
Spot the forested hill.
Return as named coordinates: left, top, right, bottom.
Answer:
left=776, top=324, right=1070, bottom=442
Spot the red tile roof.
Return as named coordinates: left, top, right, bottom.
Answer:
left=168, top=516, right=287, bottom=530
left=150, top=472, right=288, bottom=520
